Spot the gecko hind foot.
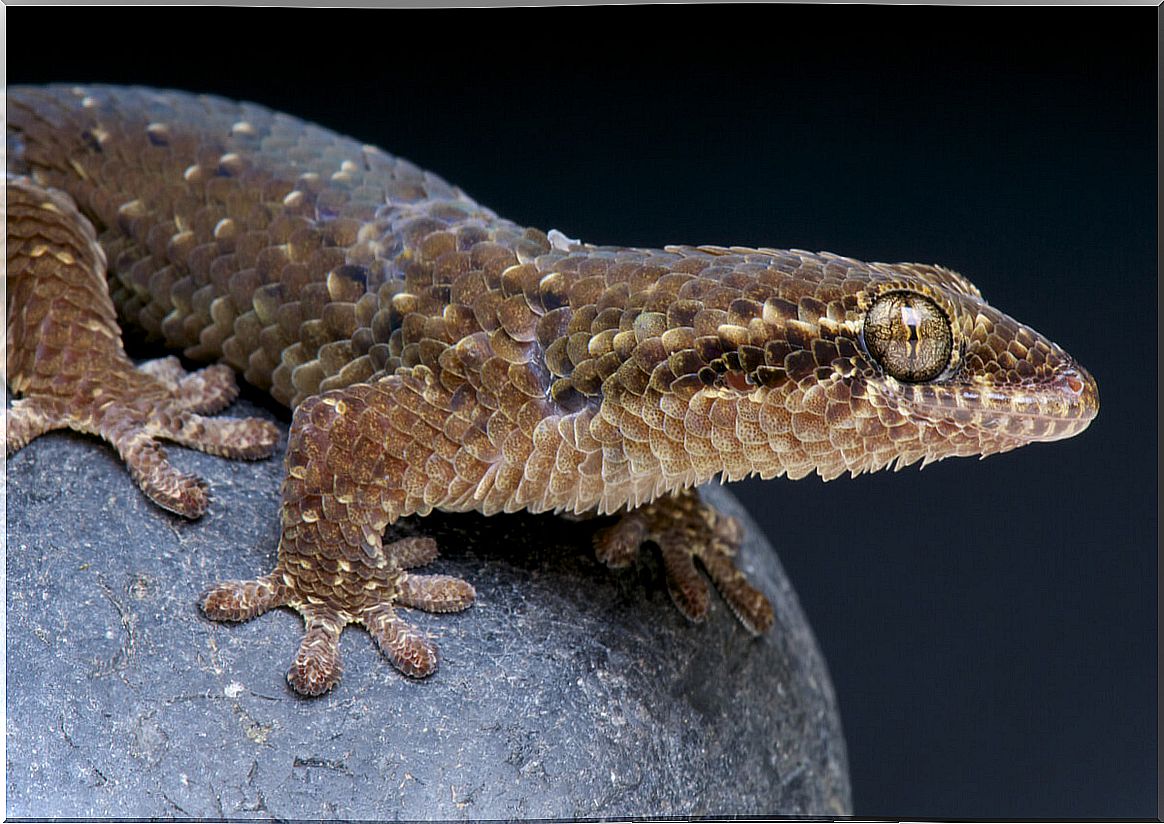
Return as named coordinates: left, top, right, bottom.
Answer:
left=6, top=361, right=280, bottom=518
left=594, top=489, right=774, bottom=634
left=5, top=176, right=280, bottom=519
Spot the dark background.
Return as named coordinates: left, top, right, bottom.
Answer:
left=8, top=7, right=1157, bottom=818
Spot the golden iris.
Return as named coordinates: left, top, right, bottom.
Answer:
left=862, top=292, right=952, bottom=382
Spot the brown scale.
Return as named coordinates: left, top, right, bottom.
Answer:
left=6, top=85, right=1098, bottom=696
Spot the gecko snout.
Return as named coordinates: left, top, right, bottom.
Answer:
left=1053, top=364, right=1099, bottom=425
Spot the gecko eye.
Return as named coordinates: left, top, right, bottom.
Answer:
left=862, top=291, right=953, bottom=382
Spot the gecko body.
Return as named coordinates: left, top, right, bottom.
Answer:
left=5, top=85, right=1098, bottom=695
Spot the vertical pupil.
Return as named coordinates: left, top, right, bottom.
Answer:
left=900, top=303, right=921, bottom=363
left=863, top=291, right=952, bottom=383
left=900, top=304, right=921, bottom=341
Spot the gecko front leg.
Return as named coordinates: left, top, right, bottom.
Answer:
left=594, top=489, right=775, bottom=634
left=201, top=376, right=475, bottom=696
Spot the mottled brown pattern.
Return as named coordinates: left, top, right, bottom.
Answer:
left=5, top=85, right=1098, bottom=695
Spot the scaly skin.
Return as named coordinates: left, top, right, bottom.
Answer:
left=5, top=85, right=1098, bottom=695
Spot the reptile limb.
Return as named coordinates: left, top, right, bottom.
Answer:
left=201, top=377, right=475, bottom=694
left=595, top=489, right=774, bottom=633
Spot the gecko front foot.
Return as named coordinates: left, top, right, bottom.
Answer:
left=594, top=489, right=774, bottom=634
left=202, top=535, right=476, bottom=696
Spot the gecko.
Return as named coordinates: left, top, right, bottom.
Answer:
left=5, top=85, right=1099, bottom=696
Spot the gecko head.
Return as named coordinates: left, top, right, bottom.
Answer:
left=676, top=254, right=1098, bottom=481
left=785, top=261, right=1100, bottom=476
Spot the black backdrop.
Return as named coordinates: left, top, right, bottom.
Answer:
left=8, top=6, right=1157, bottom=818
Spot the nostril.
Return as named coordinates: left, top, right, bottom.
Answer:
left=1054, top=366, right=1099, bottom=420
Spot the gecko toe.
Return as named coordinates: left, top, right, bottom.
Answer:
left=202, top=573, right=286, bottom=622
left=396, top=572, right=476, bottom=613
left=175, top=364, right=242, bottom=414
left=6, top=397, right=67, bottom=456
left=362, top=603, right=439, bottom=679
left=593, top=511, right=648, bottom=568
left=115, top=430, right=210, bottom=518
left=392, top=536, right=441, bottom=569
left=137, top=359, right=241, bottom=415
left=660, top=540, right=712, bottom=623
left=287, top=607, right=345, bottom=697
left=156, top=410, right=280, bottom=461
left=696, top=543, right=774, bottom=634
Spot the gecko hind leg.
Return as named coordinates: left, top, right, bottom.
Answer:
left=5, top=178, right=280, bottom=518
left=594, top=488, right=775, bottom=634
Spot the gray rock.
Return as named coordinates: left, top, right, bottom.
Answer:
left=6, top=395, right=851, bottom=819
